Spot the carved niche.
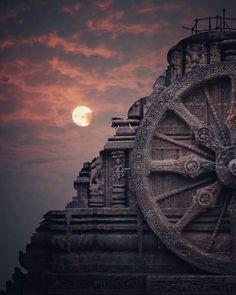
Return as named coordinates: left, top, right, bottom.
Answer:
left=111, top=150, right=127, bottom=207
left=89, top=155, right=104, bottom=207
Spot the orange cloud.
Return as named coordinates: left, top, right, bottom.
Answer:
left=35, top=33, right=116, bottom=58
left=135, top=2, right=181, bottom=14
left=135, top=2, right=206, bottom=20
left=86, top=10, right=168, bottom=37
left=0, top=32, right=117, bottom=58
left=0, top=39, right=15, bottom=49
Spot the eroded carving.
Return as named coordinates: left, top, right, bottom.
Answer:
left=112, top=151, right=125, bottom=186
left=186, top=43, right=206, bottom=69
left=184, top=159, right=200, bottom=175
left=170, top=49, right=182, bottom=81
left=210, top=42, right=221, bottom=63
left=196, top=126, right=211, bottom=142
left=89, top=156, right=104, bottom=194
left=112, top=151, right=126, bottom=207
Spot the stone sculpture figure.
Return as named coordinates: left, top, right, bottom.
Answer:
left=112, top=154, right=125, bottom=186
left=186, top=42, right=206, bottom=69
left=170, top=49, right=182, bottom=80
left=210, top=42, right=221, bottom=62
left=89, top=156, right=103, bottom=195
left=88, top=155, right=104, bottom=207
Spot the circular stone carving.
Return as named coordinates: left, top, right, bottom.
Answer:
left=132, top=62, right=236, bottom=274
left=198, top=192, right=212, bottom=207
left=185, top=159, right=200, bottom=175
left=196, top=127, right=211, bottom=142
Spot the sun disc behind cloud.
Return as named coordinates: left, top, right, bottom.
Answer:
left=72, top=106, right=92, bottom=127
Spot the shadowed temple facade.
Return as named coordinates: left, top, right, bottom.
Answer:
left=2, top=13, right=236, bottom=295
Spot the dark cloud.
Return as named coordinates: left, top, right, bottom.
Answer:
left=0, top=3, right=29, bottom=23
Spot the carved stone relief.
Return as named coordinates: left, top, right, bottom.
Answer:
left=89, top=155, right=104, bottom=207
left=210, top=42, right=221, bottom=63
left=186, top=43, right=206, bottom=70
left=111, top=151, right=126, bottom=207
left=170, top=49, right=183, bottom=81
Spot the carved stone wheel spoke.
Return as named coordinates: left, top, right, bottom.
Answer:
left=175, top=181, right=222, bottom=232
left=149, top=155, right=215, bottom=179
left=169, top=99, right=223, bottom=151
left=132, top=63, right=236, bottom=274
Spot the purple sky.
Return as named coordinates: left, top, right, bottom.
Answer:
left=0, top=0, right=236, bottom=290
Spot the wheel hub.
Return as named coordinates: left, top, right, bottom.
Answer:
left=216, top=146, right=236, bottom=188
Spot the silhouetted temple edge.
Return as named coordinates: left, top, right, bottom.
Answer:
left=2, top=12, right=236, bottom=295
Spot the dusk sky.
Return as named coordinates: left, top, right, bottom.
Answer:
left=1, top=0, right=236, bottom=290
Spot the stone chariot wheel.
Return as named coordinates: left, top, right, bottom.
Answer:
left=132, top=62, right=236, bottom=274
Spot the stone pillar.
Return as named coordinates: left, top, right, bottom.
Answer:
left=111, top=151, right=126, bottom=207
left=74, top=162, right=90, bottom=207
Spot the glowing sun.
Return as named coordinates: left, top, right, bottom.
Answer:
left=72, top=106, right=92, bottom=127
